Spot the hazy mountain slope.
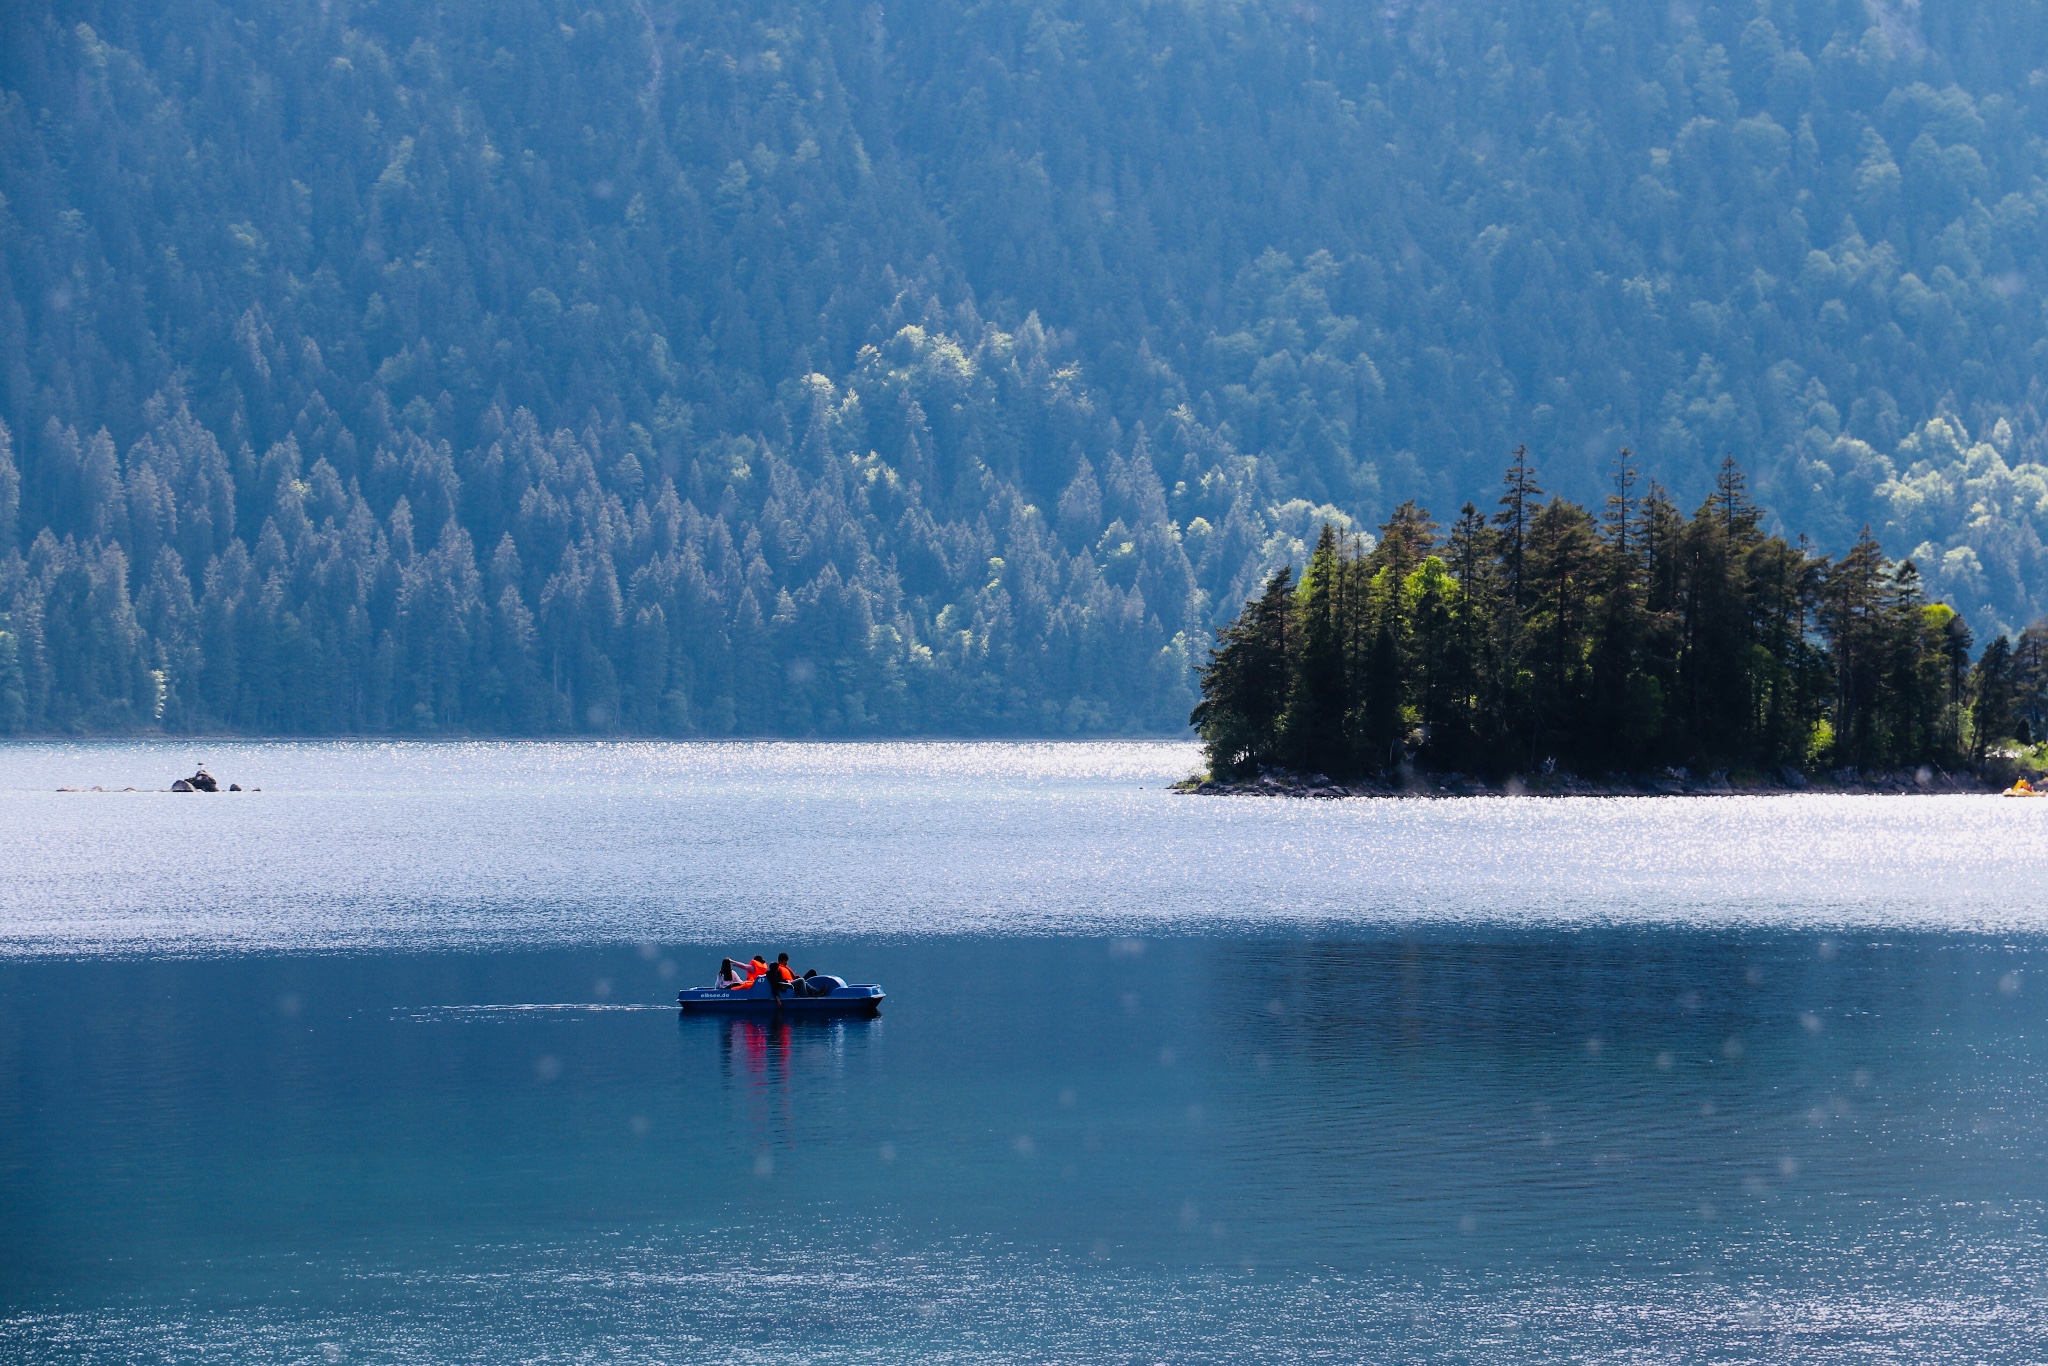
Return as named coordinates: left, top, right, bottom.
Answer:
left=0, top=0, right=2044, bottom=733
left=884, top=0, right=2048, bottom=624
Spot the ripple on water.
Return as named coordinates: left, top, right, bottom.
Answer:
left=3, top=740, right=2046, bottom=954
left=6, top=1226, right=2046, bottom=1363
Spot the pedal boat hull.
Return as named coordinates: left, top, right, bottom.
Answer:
left=677, top=979, right=884, bottom=1016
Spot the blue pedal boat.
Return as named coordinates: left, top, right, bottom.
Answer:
left=677, top=975, right=884, bottom=1016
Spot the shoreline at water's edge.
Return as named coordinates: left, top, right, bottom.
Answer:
left=1171, top=767, right=2016, bottom=798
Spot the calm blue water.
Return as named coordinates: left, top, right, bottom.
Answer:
left=4, top=741, right=2047, bottom=1360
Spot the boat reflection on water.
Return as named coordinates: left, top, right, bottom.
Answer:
left=720, top=1012, right=794, bottom=1086
left=697, top=1010, right=883, bottom=1175
left=706, top=1011, right=880, bottom=1078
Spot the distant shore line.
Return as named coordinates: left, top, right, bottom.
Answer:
left=1172, top=764, right=2003, bottom=798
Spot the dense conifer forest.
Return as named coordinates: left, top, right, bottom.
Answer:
left=5, top=0, right=2048, bottom=734
left=1194, top=452, right=2039, bottom=781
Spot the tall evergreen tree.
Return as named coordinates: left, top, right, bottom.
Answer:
left=1191, top=567, right=1294, bottom=778
left=1970, top=635, right=2016, bottom=765
left=1280, top=524, right=1349, bottom=775
left=1494, top=447, right=1543, bottom=617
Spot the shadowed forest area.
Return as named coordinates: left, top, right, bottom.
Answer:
left=1195, top=451, right=2047, bottom=781
left=5, top=0, right=2048, bottom=734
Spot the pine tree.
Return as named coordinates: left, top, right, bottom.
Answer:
left=1970, top=634, right=2016, bottom=764
left=1280, top=524, right=1349, bottom=775
left=1192, top=567, right=1295, bottom=777
left=1524, top=497, right=1600, bottom=760
left=1493, top=446, right=1543, bottom=616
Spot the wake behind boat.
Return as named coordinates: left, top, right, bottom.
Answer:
left=677, top=974, right=885, bottom=1016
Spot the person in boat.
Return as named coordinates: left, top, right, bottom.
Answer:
left=715, top=958, right=748, bottom=989
left=784, top=960, right=832, bottom=997
left=766, top=953, right=799, bottom=998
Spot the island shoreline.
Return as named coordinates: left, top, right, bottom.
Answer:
left=1172, top=765, right=2012, bottom=798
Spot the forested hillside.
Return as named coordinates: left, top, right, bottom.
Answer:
left=3, top=0, right=2047, bottom=734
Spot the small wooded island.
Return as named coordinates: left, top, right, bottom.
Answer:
left=1184, top=451, right=2043, bottom=796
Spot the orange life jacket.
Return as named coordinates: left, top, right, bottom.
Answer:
left=771, top=961, right=796, bottom=984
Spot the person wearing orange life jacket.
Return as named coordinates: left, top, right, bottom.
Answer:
left=738, top=955, right=768, bottom=987
left=766, top=953, right=799, bottom=999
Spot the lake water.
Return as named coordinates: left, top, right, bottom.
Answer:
left=3, top=741, right=2047, bottom=1361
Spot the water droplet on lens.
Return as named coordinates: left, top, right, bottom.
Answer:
left=1012, top=1134, right=1035, bottom=1158
left=594, top=978, right=613, bottom=999
left=753, top=1152, right=774, bottom=1177
left=1158, top=1047, right=1176, bottom=1066
left=1722, top=1036, right=1745, bottom=1059
left=1655, top=1051, right=1674, bottom=1071
left=534, top=1054, right=561, bottom=1081
left=1058, top=1087, right=1077, bottom=1107
left=1999, top=971, right=2022, bottom=995
left=878, top=1142, right=896, bottom=1162
left=1801, top=1012, right=1824, bottom=1032
left=629, top=1114, right=649, bottom=1136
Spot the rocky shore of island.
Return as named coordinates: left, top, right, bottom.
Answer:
left=1172, top=762, right=2005, bottom=798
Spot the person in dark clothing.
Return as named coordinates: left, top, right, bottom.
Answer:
left=767, top=953, right=799, bottom=999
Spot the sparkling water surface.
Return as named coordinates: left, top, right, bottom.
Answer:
left=3, top=740, right=2047, bottom=1361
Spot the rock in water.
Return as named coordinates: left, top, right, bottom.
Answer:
left=171, top=779, right=194, bottom=792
